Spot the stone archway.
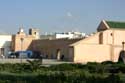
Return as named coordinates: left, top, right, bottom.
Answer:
left=118, top=50, right=125, bottom=63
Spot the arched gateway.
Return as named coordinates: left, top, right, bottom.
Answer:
left=118, top=50, right=125, bottom=63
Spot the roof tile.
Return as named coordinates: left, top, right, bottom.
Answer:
left=106, top=21, right=125, bottom=29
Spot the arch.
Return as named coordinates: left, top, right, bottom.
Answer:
left=61, top=55, right=64, bottom=60
left=56, top=49, right=61, bottom=60
left=118, top=50, right=125, bottom=63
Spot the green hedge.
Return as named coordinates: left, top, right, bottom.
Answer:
left=0, top=61, right=124, bottom=82
left=0, top=71, right=123, bottom=83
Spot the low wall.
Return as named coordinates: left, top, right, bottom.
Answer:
left=0, top=59, right=72, bottom=66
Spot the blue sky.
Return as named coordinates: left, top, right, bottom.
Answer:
left=0, top=0, right=125, bottom=34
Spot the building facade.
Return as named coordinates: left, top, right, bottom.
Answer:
left=11, top=28, right=39, bottom=52
left=29, top=38, right=82, bottom=60
left=40, top=32, right=85, bottom=40
left=0, top=35, right=11, bottom=58
left=30, top=20, right=125, bottom=63
left=11, top=20, right=125, bottom=63
left=70, top=20, right=125, bottom=63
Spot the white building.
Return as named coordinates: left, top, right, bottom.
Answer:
left=54, top=32, right=86, bottom=39
left=41, top=32, right=86, bottom=39
left=0, top=35, right=12, bottom=58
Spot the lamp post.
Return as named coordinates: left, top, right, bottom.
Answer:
left=20, top=38, right=24, bottom=63
left=122, top=41, right=125, bottom=63
left=122, top=41, right=125, bottom=50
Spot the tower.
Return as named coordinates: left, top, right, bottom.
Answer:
left=17, top=27, right=25, bottom=36
left=29, top=28, right=39, bottom=39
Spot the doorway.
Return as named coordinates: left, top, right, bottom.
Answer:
left=0, top=48, right=4, bottom=58
left=99, top=32, right=103, bottom=44
left=56, top=49, right=61, bottom=60
left=118, top=50, right=125, bottom=63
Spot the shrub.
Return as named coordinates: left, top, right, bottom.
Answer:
left=0, top=62, right=124, bottom=82
left=101, top=61, right=114, bottom=65
left=49, top=63, right=76, bottom=71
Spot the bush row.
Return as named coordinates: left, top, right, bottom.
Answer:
left=0, top=61, right=125, bottom=73
left=0, top=71, right=123, bottom=83
left=0, top=61, right=124, bottom=82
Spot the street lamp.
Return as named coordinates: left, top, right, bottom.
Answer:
left=20, top=38, right=24, bottom=63
left=122, top=41, right=125, bottom=50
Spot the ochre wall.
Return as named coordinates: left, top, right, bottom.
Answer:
left=103, top=29, right=125, bottom=62
left=111, top=29, right=125, bottom=62
left=113, top=30, right=125, bottom=45
left=73, top=44, right=111, bottom=63
left=12, top=34, right=36, bottom=51
left=30, top=39, right=81, bottom=60
left=71, top=29, right=125, bottom=63
left=72, top=32, right=100, bottom=45
left=11, top=26, right=125, bottom=63
left=102, top=30, right=113, bottom=44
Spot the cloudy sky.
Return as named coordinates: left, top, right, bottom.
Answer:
left=0, top=0, right=125, bottom=34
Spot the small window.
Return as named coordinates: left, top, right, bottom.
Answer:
left=34, top=32, right=36, bottom=35
left=110, top=33, right=113, bottom=36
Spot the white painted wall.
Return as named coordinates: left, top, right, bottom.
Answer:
left=56, top=33, right=74, bottom=39
left=0, top=35, right=12, bottom=57
left=55, top=32, right=85, bottom=39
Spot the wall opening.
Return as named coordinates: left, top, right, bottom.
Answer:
left=56, top=49, right=61, bottom=60
left=0, top=48, right=4, bottom=58
left=99, top=32, right=103, bottom=44
left=118, top=50, right=125, bottom=63
left=61, top=55, right=64, bottom=60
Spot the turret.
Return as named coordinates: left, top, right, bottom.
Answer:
left=29, top=28, right=39, bottom=39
